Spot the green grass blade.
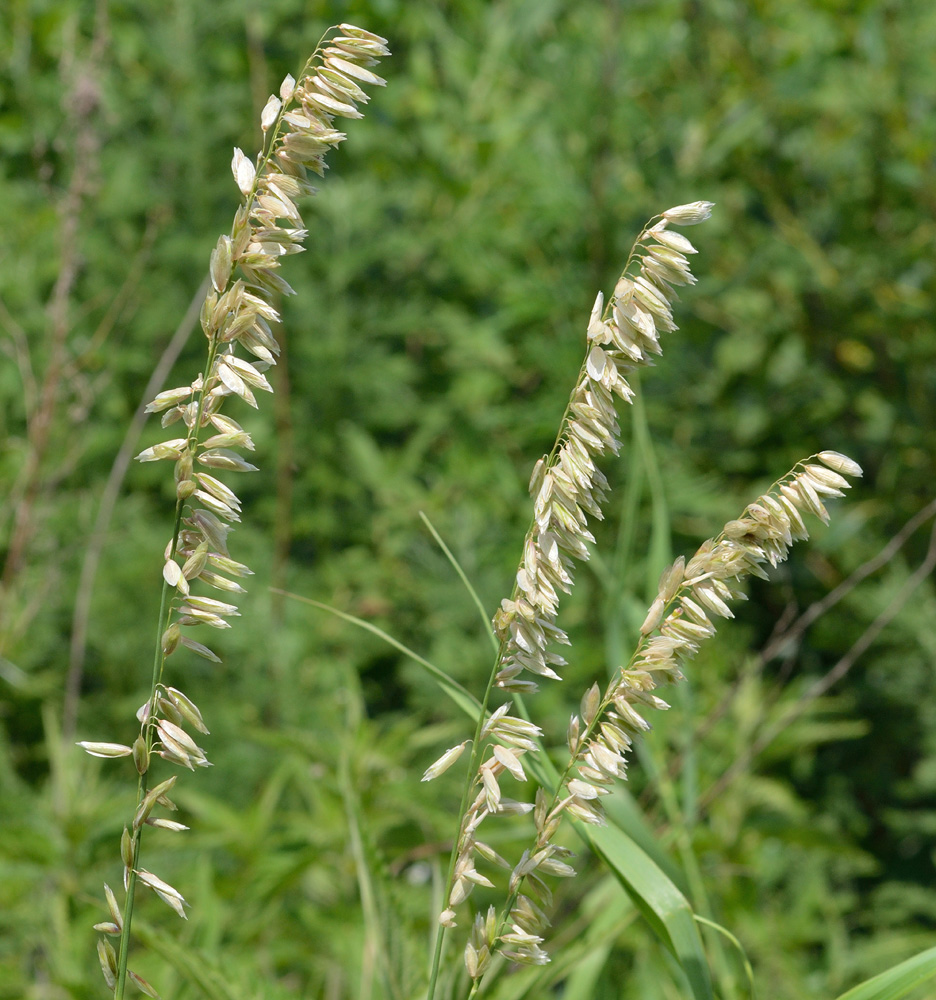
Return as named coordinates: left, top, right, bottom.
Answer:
left=693, top=915, right=757, bottom=1000
left=271, top=589, right=481, bottom=722
left=559, top=945, right=614, bottom=1000
left=584, top=823, right=714, bottom=1000
left=419, top=511, right=500, bottom=656
left=133, top=921, right=240, bottom=1000
left=506, top=702, right=710, bottom=998
left=832, top=946, right=936, bottom=1000
left=600, top=787, right=691, bottom=894
left=338, top=679, right=400, bottom=1000
left=499, top=709, right=709, bottom=998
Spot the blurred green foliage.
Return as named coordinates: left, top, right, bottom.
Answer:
left=1, top=0, right=935, bottom=997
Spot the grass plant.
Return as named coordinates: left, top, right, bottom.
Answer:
left=75, top=25, right=390, bottom=998
left=416, top=207, right=867, bottom=999
left=42, top=18, right=936, bottom=1000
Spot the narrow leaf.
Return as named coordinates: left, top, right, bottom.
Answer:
left=272, top=589, right=481, bottom=722
left=833, top=946, right=936, bottom=1000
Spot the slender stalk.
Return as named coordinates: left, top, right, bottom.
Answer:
left=426, top=643, right=505, bottom=998
left=65, top=277, right=207, bottom=739
left=419, top=512, right=500, bottom=657
left=0, top=12, right=107, bottom=635
left=425, top=285, right=622, bottom=997
left=115, top=502, right=187, bottom=999
left=643, top=498, right=936, bottom=810
left=422, top=204, right=720, bottom=990
left=466, top=453, right=862, bottom=996
left=698, top=514, right=936, bottom=811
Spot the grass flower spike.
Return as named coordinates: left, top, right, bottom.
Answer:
left=492, top=203, right=713, bottom=697
left=560, top=450, right=863, bottom=830
left=426, top=203, right=719, bottom=990
left=76, top=25, right=389, bottom=998
left=457, top=451, right=861, bottom=990
left=424, top=203, right=862, bottom=994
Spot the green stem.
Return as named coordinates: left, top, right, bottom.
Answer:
left=426, top=645, right=504, bottom=1000
left=113, top=255, right=222, bottom=998
left=470, top=460, right=824, bottom=994
left=112, top=27, right=370, bottom=995
left=113, top=503, right=185, bottom=997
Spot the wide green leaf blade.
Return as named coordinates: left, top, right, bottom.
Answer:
left=601, top=786, right=691, bottom=895
left=585, top=823, right=714, bottom=1000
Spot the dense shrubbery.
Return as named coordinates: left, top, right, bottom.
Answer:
left=1, top=1, right=935, bottom=997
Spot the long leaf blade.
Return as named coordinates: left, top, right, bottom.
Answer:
left=585, top=824, right=714, bottom=1000
left=832, top=946, right=936, bottom=1000
left=271, top=589, right=481, bottom=722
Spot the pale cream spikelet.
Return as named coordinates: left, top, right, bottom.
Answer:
left=460, top=451, right=861, bottom=983
left=137, top=24, right=389, bottom=681
left=492, top=205, right=715, bottom=702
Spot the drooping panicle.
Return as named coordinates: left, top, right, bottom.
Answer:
left=556, top=453, right=863, bottom=833
left=136, top=25, right=390, bottom=673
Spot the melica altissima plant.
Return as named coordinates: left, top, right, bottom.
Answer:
left=76, top=24, right=390, bottom=999
left=76, top=24, right=886, bottom=1000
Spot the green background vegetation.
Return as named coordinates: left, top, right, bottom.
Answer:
left=1, top=0, right=935, bottom=997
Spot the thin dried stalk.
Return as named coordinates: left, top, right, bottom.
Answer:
left=698, top=508, right=934, bottom=811
left=0, top=13, right=107, bottom=637
left=64, top=278, right=207, bottom=740
left=643, top=497, right=936, bottom=808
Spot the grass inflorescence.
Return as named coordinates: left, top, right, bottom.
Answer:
left=76, top=24, right=390, bottom=998
left=420, top=204, right=862, bottom=996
